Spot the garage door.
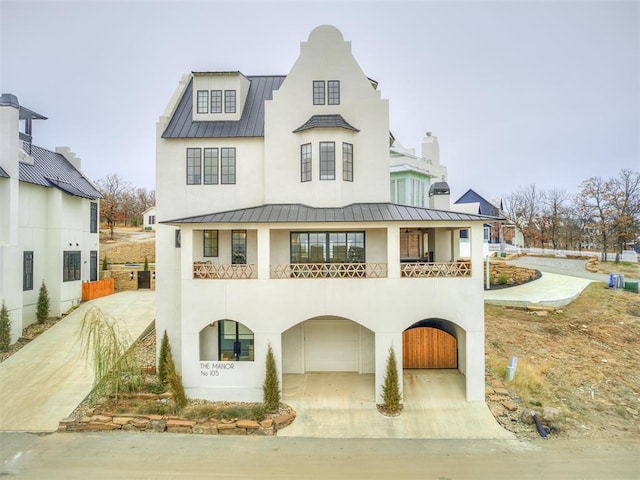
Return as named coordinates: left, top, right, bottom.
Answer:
left=304, top=319, right=359, bottom=372
left=402, top=327, right=457, bottom=369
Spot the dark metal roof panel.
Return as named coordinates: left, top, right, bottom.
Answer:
left=165, top=203, right=496, bottom=224
left=0, top=166, right=8, bottom=178
left=162, top=76, right=286, bottom=139
left=292, top=114, right=360, bottom=133
left=18, top=143, right=102, bottom=199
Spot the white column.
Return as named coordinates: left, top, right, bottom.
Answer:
left=257, top=226, right=270, bottom=280
left=464, top=330, right=485, bottom=401
left=470, top=223, right=484, bottom=281
left=180, top=226, right=194, bottom=281
left=386, top=226, right=400, bottom=278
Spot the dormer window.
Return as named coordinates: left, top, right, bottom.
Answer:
left=211, top=90, right=222, bottom=113
left=225, top=90, right=236, bottom=113
left=197, top=90, right=208, bottom=114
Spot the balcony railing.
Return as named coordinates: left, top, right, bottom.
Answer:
left=401, top=262, right=472, bottom=278
left=271, top=263, right=388, bottom=279
left=193, top=262, right=257, bottom=279
left=193, top=261, right=470, bottom=279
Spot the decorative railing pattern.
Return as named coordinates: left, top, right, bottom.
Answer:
left=401, top=262, right=472, bottom=278
left=271, top=263, right=388, bottom=279
left=193, top=262, right=257, bottom=279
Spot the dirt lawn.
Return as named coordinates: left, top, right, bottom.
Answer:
left=485, top=283, right=640, bottom=440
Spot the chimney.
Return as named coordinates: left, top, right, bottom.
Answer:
left=56, top=146, right=82, bottom=171
left=428, top=181, right=450, bottom=210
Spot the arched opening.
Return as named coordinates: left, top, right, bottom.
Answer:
left=402, top=319, right=458, bottom=369
left=199, top=320, right=255, bottom=362
left=282, top=316, right=375, bottom=374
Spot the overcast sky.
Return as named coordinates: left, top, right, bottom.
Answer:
left=1, top=0, right=638, bottom=200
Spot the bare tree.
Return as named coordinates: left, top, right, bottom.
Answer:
left=96, top=174, right=129, bottom=240
left=608, top=168, right=640, bottom=260
left=503, top=184, right=542, bottom=248
left=543, top=188, right=568, bottom=250
left=579, top=176, right=613, bottom=261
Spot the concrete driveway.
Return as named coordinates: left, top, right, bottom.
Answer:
left=0, top=291, right=155, bottom=432
left=280, top=370, right=513, bottom=439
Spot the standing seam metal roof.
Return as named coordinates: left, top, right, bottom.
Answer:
left=292, top=114, right=359, bottom=133
left=161, top=76, right=286, bottom=138
left=0, top=166, right=8, bottom=178
left=164, top=203, right=498, bottom=224
left=18, top=143, right=103, bottom=199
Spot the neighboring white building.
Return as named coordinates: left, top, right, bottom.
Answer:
left=143, top=206, right=157, bottom=230
left=390, top=133, right=448, bottom=207
left=155, top=26, right=491, bottom=405
left=0, top=94, right=102, bottom=343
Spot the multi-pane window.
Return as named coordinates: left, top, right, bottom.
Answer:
left=90, top=202, right=98, bottom=233
left=203, top=230, right=219, bottom=257
left=231, top=230, right=247, bottom=264
left=221, top=148, right=236, bottom=184
left=290, top=232, right=365, bottom=263
left=175, top=230, right=181, bottom=248
left=23, top=251, right=33, bottom=291
left=301, top=143, right=312, bottom=182
left=319, top=142, right=335, bottom=180
left=63, top=251, right=81, bottom=282
left=186, top=148, right=202, bottom=184
left=224, top=90, right=236, bottom=113
left=210, top=90, right=222, bottom=113
left=197, top=90, right=208, bottom=114
left=313, top=81, right=325, bottom=105
left=342, top=143, right=353, bottom=181
left=328, top=80, right=340, bottom=105
left=204, top=148, right=219, bottom=185
left=90, top=250, right=98, bottom=282
left=218, top=320, right=254, bottom=361
left=148, top=215, right=155, bottom=225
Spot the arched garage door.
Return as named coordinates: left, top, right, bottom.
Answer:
left=402, top=327, right=457, bottom=369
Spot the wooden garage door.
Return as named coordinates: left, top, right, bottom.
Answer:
left=402, top=327, right=457, bottom=369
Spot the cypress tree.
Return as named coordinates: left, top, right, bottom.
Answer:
left=36, top=280, right=50, bottom=325
left=263, top=343, right=280, bottom=412
left=381, top=347, right=402, bottom=414
left=0, top=300, right=11, bottom=351
left=158, top=330, right=171, bottom=384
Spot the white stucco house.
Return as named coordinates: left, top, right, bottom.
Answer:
left=0, top=94, right=102, bottom=343
left=143, top=206, right=157, bottom=230
left=155, top=26, right=492, bottom=405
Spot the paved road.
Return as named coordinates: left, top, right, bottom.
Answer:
left=509, top=256, right=634, bottom=282
left=1, top=432, right=638, bottom=479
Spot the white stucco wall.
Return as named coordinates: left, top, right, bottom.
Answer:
left=155, top=25, right=487, bottom=404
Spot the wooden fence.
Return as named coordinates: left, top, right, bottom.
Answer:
left=82, top=278, right=114, bottom=301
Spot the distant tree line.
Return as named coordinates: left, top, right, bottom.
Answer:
left=502, top=168, right=640, bottom=261
left=96, top=174, right=155, bottom=240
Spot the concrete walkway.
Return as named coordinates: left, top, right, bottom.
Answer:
left=0, top=291, right=155, bottom=432
left=280, top=371, right=513, bottom=439
left=484, top=272, right=594, bottom=307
